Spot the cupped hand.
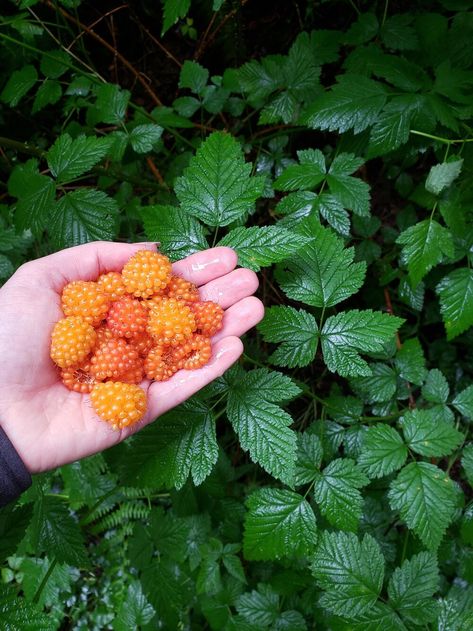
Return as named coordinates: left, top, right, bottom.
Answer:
left=0, top=242, right=264, bottom=473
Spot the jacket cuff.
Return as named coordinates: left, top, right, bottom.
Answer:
left=0, top=425, right=32, bottom=507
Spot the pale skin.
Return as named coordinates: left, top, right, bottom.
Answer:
left=0, top=242, right=264, bottom=474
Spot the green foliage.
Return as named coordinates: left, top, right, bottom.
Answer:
left=2, top=0, right=473, bottom=628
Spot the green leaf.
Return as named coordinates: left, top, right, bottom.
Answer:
left=218, top=226, right=310, bottom=272
left=141, top=204, right=208, bottom=261
left=0, top=64, right=37, bottom=106
left=358, top=425, right=407, bottom=479
left=0, top=586, right=51, bottom=630
left=243, top=488, right=317, bottom=560
left=114, top=581, right=155, bottom=630
left=32, top=79, right=62, bottom=113
left=462, top=444, right=473, bottom=486
left=50, top=189, right=117, bottom=248
left=227, top=369, right=298, bottom=485
left=388, top=461, right=458, bottom=550
left=236, top=585, right=279, bottom=627
left=295, top=433, right=323, bottom=486
left=0, top=255, right=13, bottom=279
left=315, top=193, right=350, bottom=236
left=0, top=504, right=33, bottom=561
left=368, top=95, right=417, bottom=157
left=326, top=153, right=371, bottom=217
left=321, top=309, right=404, bottom=377
left=179, top=60, right=209, bottom=95
left=395, top=338, right=426, bottom=385
left=388, top=552, right=439, bottom=625
left=351, top=363, right=398, bottom=403
left=258, top=306, right=318, bottom=368
left=129, top=124, right=163, bottom=153
left=175, top=132, right=264, bottom=227
left=311, top=531, right=385, bottom=617
left=425, top=159, right=463, bottom=196
left=124, top=400, right=218, bottom=489
left=400, top=409, right=463, bottom=457
left=92, top=83, right=130, bottom=124
left=381, top=13, right=418, bottom=50
left=8, top=163, right=56, bottom=235
left=231, top=367, right=301, bottom=403
left=29, top=496, right=88, bottom=566
left=161, top=0, right=191, bottom=35
left=313, top=458, right=369, bottom=531
left=397, top=219, right=454, bottom=287
left=304, top=75, right=387, bottom=134
left=20, top=558, right=75, bottom=609
left=274, top=149, right=326, bottom=191
left=340, top=602, right=407, bottom=630
left=422, top=369, right=450, bottom=403
left=47, top=134, right=110, bottom=183
left=436, top=268, right=473, bottom=340
left=453, top=385, right=473, bottom=420
left=276, top=216, right=366, bottom=308
left=40, top=50, right=69, bottom=78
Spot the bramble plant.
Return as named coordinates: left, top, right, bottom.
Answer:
left=1, top=0, right=473, bottom=628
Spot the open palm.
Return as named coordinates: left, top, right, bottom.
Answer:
left=0, top=242, right=263, bottom=474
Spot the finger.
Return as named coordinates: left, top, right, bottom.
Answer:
left=145, top=336, right=243, bottom=420
left=199, top=268, right=259, bottom=309
left=19, top=241, right=157, bottom=291
left=213, top=296, right=265, bottom=343
left=172, top=247, right=237, bottom=286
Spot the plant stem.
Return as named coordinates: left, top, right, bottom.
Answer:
left=33, top=558, right=58, bottom=605
left=410, top=129, right=473, bottom=145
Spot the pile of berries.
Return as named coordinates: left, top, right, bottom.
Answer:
left=50, top=250, right=224, bottom=430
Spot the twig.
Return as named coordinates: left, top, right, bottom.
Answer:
left=146, top=156, right=168, bottom=189
left=195, top=0, right=251, bottom=60
left=194, top=11, right=218, bottom=61
left=65, top=4, right=128, bottom=54
left=135, top=21, right=182, bottom=68
left=43, top=0, right=163, bottom=107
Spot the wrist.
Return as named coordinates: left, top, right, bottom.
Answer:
left=0, top=423, right=32, bottom=507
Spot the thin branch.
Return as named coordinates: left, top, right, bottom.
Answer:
left=195, top=0, right=251, bottom=60
left=65, top=4, right=128, bottom=53
left=43, top=0, right=163, bottom=107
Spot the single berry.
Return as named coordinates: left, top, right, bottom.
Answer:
left=61, top=360, right=96, bottom=393
left=107, top=296, right=148, bottom=339
left=144, top=346, right=180, bottom=381
left=117, top=364, right=144, bottom=385
left=50, top=316, right=97, bottom=368
left=178, top=334, right=212, bottom=370
left=148, top=297, right=196, bottom=346
left=90, top=338, right=142, bottom=381
left=90, top=382, right=147, bottom=430
left=165, top=275, right=200, bottom=303
left=62, top=280, right=110, bottom=326
left=191, top=301, right=224, bottom=337
left=97, top=272, right=126, bottom=301
left=122, top=250, right=172, bottom=298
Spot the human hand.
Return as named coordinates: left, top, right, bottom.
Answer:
left=0, top=242, right=263, bottom=474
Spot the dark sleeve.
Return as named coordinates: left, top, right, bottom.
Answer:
left=0, top=425, right=32, bottom=507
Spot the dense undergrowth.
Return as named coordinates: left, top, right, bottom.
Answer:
left=1, top=0, right=473, bottom=628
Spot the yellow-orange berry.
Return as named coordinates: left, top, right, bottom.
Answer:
left=90, top=382, right=147, bottom=430
left=61, top=359, right=96, bottom=393
left=122, top=250, right=172, bottom=298
left=144, top=346, right=179, bottom=381
left=97, top=272, right=126, bottom=301
left=50, top=316, right=97, bottom=368
left=147, top=298, right=196, bottom=346
left=165, top=275, right=200, bottom=303
left=191, top=301, right=224, bottom=337
left=90, top=338, right=142, bottom=381
left=132, top=332, right=155, bottom=357
left=62, top=281, right=110, bottom=326
left=178, top=334, right=212, bottom=370
left=107, top=296, right=148, bottom=339
left=95, top=323, right=115, bottom=346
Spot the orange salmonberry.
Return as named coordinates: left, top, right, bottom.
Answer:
left=61, top=359, right=96, bottom=393
left=165, top=275, right=200, bottom=303
left=147, top=297, right=196, bottom=346
left=121, top=250, right=172, bottom=298
left=90, top=338, right=142, bottom=381
left=90, top=382, right=147, bottom=430
left=97, top=272, right=126, bottom=301
left=50, top=316, right=97, bottom=368
left=107, top=296, right=148, bottom=339
left=191, top=301, right=224, bottom=337
left=62, top=280, right=110, bottom=326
